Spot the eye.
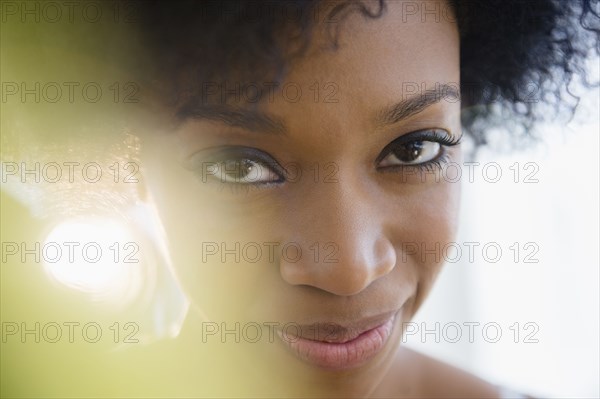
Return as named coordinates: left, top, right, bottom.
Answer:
left=377, top=129, right=460, bottom=168
left=185, top=146, right=285, bottom=185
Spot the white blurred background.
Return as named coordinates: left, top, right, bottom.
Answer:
left=406, top=61, right=600, bottom=398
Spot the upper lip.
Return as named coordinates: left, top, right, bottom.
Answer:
left=277, top=310, right=399, bottom=344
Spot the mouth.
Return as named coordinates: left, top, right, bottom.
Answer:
left=275, top=311, right=399, bottom=371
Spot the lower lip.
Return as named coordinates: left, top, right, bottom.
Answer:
left=276, top=316, right=396, bottom=371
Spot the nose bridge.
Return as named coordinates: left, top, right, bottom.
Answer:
left=279, top=175, right=396, bottom=296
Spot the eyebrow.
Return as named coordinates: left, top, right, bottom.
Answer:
left=176, top=83, right=459, bottom=134
left=177, top=104, right=287, bottom=135
left=375, top=84, right=460, bottom=127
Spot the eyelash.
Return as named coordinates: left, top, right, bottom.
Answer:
left=413, top=152, right=451, bottom=172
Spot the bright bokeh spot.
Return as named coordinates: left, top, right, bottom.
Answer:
left=43, top=218, right=142, bottom=305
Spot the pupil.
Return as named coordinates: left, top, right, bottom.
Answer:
left=394, top=141, right=423, bottom=162
left=224, top=159, right=254, bottom=180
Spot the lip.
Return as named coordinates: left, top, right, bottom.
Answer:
left=275, top=312, right=398, bottom=370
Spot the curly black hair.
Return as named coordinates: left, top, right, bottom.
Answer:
left=136, top=0, right=600, bottom=149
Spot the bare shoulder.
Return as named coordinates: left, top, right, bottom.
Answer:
left=373, top=347, right=531, bottom=398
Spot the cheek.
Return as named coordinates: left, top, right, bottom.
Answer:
left=154, top=204, right=274, bottom=322
left=393, top=179, right=461, bottom=314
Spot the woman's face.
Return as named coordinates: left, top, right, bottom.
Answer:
left=141, top=0, right=460, bottom=396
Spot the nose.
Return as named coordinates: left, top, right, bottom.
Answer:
left=279, top=176, right=396, bottom=296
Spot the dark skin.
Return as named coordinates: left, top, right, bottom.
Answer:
left=136, top=1, right=509, bottom=397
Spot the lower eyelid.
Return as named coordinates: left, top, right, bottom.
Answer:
left=376, top=149, right=452, bottom=173
left=416, top=153, right=451, bottom=172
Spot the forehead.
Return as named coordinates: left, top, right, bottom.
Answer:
left=283, top=0, right=459, bottom=99
left=173, top=0, right=459, bottom=140
left=206, top=1, right=457, bottom=101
